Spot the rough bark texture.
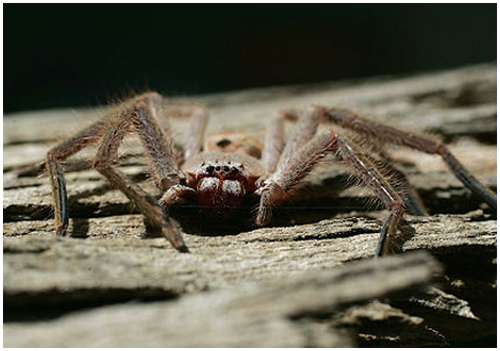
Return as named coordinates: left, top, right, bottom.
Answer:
left=4, top=252, right=442, bottom=347
left=3, top=63, right=497, bottom=347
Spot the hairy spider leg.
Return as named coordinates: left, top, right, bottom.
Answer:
left=47, top=92, right=188, bottom=252
left=261, top=113, right=286, bottom=174
left=375, top=150, right=429, bottom=216
left=32, top=103, right=207, bottom=179
left=46, top=121, right=107, bottom=236
left=256, top=107, right=324, bottom=223
left=276, top=106, right=323, bottom=174
left=159, top=184, right=197, bottom=208
left=159, top=101, right=210, bottom=162
left=255, top=106, right=322, bottom=220
left=326, top=108, right=497, bottom=212
left=184, top=106, right=209, bottom=161
left=281, top=107, right=428, bottom=216
left=257, top=130, right=408, bottom=257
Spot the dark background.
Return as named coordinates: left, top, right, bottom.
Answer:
left=4, top=4, right=496, bottom=113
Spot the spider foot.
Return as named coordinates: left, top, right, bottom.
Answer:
left=55, top=224, right=69, bottom=237
left=164, top=226, right=190, bottom=253
left=139, top=228, right=189, bottom=252
left=375, top=218, right=415, bottom=257
left=142, top=217, right=190, bottom=253
left=256, top=180, right=286, bottom=226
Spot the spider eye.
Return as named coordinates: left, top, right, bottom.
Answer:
left=206, top=165, right=215, bottom=174
left=230, top=167, right=239, bottom=175
left=223, top=165, right=230, bottom=172
left=215, top=166, right=221, bottom=171
left=216, top=138, right=232, bottom=147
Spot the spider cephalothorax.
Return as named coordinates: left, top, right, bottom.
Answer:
left=44, top=92, right=496, bottom=256
left=182, top=152, right=263, bottom=218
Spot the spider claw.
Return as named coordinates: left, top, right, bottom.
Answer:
left=169, top=234, right=190, bottom=253
left=163, top=227, right=190, bottom=253
left=55, top=224, right=68, bottom=237
left=176, top=243, right=190, bottom=253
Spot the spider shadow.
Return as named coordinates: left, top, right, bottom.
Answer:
left=69, top=217, right=91, bottom=239
left=167, top=206, right=257, bottom=237
left=63, top=181, right=123, bottom=239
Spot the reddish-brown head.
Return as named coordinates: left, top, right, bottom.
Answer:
left=182, top=151, right=264, bottom=218
left=193, top=160, right=249, bottom=217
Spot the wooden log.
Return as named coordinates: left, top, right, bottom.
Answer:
left=3, top=63, right=496, bottom=346
left=4, top=252, right=441, bottom=347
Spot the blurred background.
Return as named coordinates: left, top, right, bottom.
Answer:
left=4, top=3, right=496, bottom=113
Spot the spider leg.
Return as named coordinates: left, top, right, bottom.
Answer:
left=47, top=92, right=188, bottom=252
left=261, top=113, right=285, bottom=174
left=46, top=120, right=108, bottom=235
left=93, top=93, right=187, bottom=251
left=156, top=101, right=209, bottom=161
left=27, top=154, right=138, bottom=177
left=377, top=151, right=429, bottom=216
left=325, top=108, right=497, bottom=211
left=256, top=107, right=320, bottom=188
left=184, top=106, right=208, bottom=161
left=283, top=107, right=429, bottom=216
left=256, top=106, right=323, bottom=222
left=257, top=131, right=407, bottom=256
left=276, top=106, right=323, bottom=174
left=159, top=184, right=196, bottom=208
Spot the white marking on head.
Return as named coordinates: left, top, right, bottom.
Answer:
left=198, top=177, right=219, bottom=192
left=222, top=180, right=245, bottom=196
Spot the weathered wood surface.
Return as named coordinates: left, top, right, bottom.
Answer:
left=4, top=252, right=441, bottom=347
left=3, top=63, right=497, bottom=347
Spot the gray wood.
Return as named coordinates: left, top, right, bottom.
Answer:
left=4, top=252, right=440, bottom=347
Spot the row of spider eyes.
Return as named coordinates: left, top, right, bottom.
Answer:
left=200, top=162, right=244, bottom=175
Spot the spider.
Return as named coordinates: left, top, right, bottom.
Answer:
left=45, top=92, right=497, bottom=256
